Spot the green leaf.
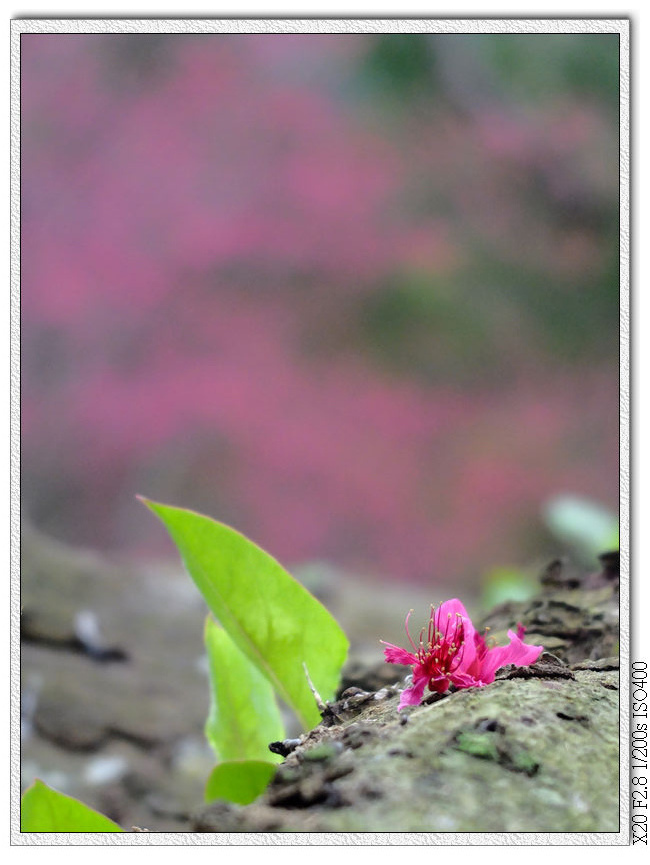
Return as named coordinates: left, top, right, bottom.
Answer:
left=481, top=566, right=537, bottom=610
left=204, top=615, right=285, bottom=763
left=141, top=498, right=349, bottom=729
left=21, top=780, right=123, bottom=832
left=204, top=760, right=277, bottom=805
left=543, top=495, right=619, bottom=560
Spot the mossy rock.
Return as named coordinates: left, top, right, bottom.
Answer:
left=194, top=663, right=619, bottom=833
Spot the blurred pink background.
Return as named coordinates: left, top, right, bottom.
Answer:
left=21, top=33, right=619, bottom=590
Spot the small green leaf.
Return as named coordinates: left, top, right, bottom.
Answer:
left=543, top=495, right=619, bottom=560
left=204, top=615, right=285, bottom=763
left=481, top=566, right=537, bottom=609
left=141, top=498, right=349, bottom=729
left=21, top=780, right=123, bottom=832
left=204, top=760, right=277, bottom=805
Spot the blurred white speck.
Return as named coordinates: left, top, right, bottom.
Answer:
left=21, top=761, right=41, bottom=785
left=535, top=786, right=565, bottom=808
left=572, top=793, right=590, bottom=813
left=21, top=674, right=43, bottom=741
left=433, top=815, right=458, bottom=830
left=195, top=654, right=209, bottom=675
left=171, top=736, right=215, bottom=778
left=83, top=754, right=129, bottom=786
left=75, top=609, right=102, bottom=645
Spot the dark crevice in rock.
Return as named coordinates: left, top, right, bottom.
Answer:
left=556, top=711, right=590, bottom=726
left=33, top=716, right=162, bottom=755
left=21, top=621, right=129, bottom=664
left=496, top=661, right=576, bottom=681
left=105, top=726, right=162, bottom=751
left=33, top=718, right=109, bottom=753
left=571, top=657, right=620, bottom=671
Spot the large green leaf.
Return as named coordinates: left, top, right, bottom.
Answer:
left=204, top=760, right=278, bottom=805
left=21, top=780, right=123, bottom=832
left=204, top=615, right=285, bottom=763
left=141, top=498, right=348, bottom=729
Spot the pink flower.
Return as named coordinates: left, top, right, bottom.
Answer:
left=382, top=599, right=543, bottom=710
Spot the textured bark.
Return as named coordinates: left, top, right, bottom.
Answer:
left=193, top=555, right=620, bottom=833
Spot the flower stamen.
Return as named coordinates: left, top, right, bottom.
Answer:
left=383, top=598, right=544, bottom=710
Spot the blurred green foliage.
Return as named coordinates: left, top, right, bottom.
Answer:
left=542, top=494, right=619, bottom=562
left=362, top=33, right=437, bottom=97
left=362, top=33, right=619, bottom=106
left=355, top=33, right=619, bottom=386
left=479, top=493, right=619, bottom=610
left=488, top=34, right=620, bottom=105
left=480, top=565, right=538, bottom=611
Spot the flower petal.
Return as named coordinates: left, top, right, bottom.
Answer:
left=435, top=598, right=472, bottom=624
left=428, top=675, right=451, bottom=693
left=478, top=630, right=544, bottom=683
left=381, top=642, right=417, bottom=666
left=397, top=675, right=428, bottom=710
left=450, top=669, right=486, bottom=689
left=434, top=598, right=479, bottom=678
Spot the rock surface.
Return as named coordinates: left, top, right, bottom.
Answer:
left=20, top=524, right=619, bottom=834
left=194, top=662, right=619, bottom=833
left=20, top=524, right=213, bottom=831
left=193, top=554, right=620, bottom=834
